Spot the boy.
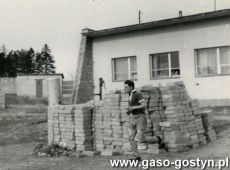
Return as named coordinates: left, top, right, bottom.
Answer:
left=124, top=80, right=166, bottom=161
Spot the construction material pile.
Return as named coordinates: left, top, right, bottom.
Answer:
left=201, top=109, right=217, bottom=142
left=93, top=93, right=126, bottom=155
left=48, top=105, right=75, bottom=149
left=48, top=81, right=217, bottom=154
left=159, top=82, right=208, bottom=152
left=75, top=104, right=94, bottom=151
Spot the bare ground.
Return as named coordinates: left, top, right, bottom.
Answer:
left=0, top=107, right=230, bottom=170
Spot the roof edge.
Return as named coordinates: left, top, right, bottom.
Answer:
left=17, top=73, right=64, bottom=79
left=83, top=8, right=230, bottom=37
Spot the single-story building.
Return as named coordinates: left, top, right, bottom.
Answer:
left=0, top=78, right=17, bottom=94
left=16, top=74, right=64, bottom=98
left=0, top=74, right=64, bottom=98
left=72, top=9, right=230, bottom=105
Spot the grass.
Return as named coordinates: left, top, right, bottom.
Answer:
left=0, top=117, right=47, bottom=146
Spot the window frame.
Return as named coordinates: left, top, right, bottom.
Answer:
left=149, top=51, right=180, bottom=80
left=194, top=46, right=230, bottom=77
left=112, top=56, right=137, bottom=82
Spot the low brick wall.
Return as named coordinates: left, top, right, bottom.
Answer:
left=48, top=82, right=217, bottom=155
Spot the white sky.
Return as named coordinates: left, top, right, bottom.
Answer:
left=0, top=0, right=230, bottom=79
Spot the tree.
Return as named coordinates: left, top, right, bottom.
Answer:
left=33, top=52, right=43, bottom=74
left=33, top=44, right=56, bottom=74
left=40, top=44, right=56, bottom=74
left=0, top=44, right=56, bottom=76
left=0, top=45, right=7, bottom=77
left=6, top=50, right=18, bottom=77
left=17, top=48, right=35, bottom=74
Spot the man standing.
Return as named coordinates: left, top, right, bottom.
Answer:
left=124, top=80, right=165, bottom=161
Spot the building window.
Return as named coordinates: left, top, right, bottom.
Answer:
left=150, top=51, right=180, bottom=79
left=112, top=56, right=137, bottom=81
left=195, top=46, right=230, bottom=76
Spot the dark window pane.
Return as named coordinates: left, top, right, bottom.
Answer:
left=152, top=53, right=168, bottom=70
left=152, top=70, right=169, bottom=78
left=158, top=53, right=168, bottom=69
left=114, top=58, right=128, bottom=80
left=171, top=69, right=180, bottom=77
left=171, top=52, right=179, bottom=68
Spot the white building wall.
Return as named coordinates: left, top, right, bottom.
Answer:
left=16, top=75, right=63, bottom=97
left=0, top=78, right=16, bottom=93
left=93, top=18, right=230, bottom=100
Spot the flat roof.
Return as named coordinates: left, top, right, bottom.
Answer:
left=84, top=9, right=230, bottom=38
left=17, top=73, right=64, bottom=79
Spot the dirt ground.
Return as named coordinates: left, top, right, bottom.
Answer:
left=0, top=106, right=230, bottom=170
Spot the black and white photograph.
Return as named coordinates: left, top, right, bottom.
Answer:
left=0, top=0, right=230, bottom=169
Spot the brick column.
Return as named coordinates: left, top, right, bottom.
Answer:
left=71, top=28, right=94, bottom=104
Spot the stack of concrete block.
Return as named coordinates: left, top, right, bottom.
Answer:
left=74, top=104, right=94, bottom=151
left=93, top=92, right=125, bottom=155
left=122, top=87, right=163, bottom=154
left=58, top=105, right=75, bottom=149
left=92, top=101, right=104, bottom=152
left=0, top=93, right=6, bottom=109
left=48, top=105, right=76, bottom=149
left=190, top=100, right=207, bottom=146
left=201, top=109, right=217, bottom=142
left=159, top=82, right=207, bottom=152
left=104, top=93, right=124, bottom=155
left=145, top=87, right=166, bottom=138
left=139, top=88, right=152, bottom=138
left=93, top=90, right=163, bottom=155
left=119, top=92, right=132, bottom=155
left=47, top=81, right=217, bottom=155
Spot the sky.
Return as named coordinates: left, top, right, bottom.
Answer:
left=0, top=0, right=230, bottom=80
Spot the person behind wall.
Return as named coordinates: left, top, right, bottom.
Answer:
left=124, top=80, right=166, bottom=162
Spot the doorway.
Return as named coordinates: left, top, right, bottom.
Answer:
left=36, top=79, right=43, bottom=97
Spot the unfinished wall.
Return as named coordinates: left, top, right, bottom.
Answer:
left=48, top=82, right=217, bottom=155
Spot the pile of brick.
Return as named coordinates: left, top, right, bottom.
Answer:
left=138, top=86, right=166, bottom=154
left=91, top=90, right=163, bottom=155
left=48, top=105, right=75, bottom=149
left=159, top=82, right=207, bottom=152
left=140, top=86, right=165, bottom=137
left=201, top=109, right=217, bottom=142
left=93, top=93, right=127, bottom=156
left=191, top=100, right=208, bottom=145
left=120, top=92, right=132, bottom=155
left=47, top=81, right=217, bottom=155
left=75, top=105, right=94, bottom=151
